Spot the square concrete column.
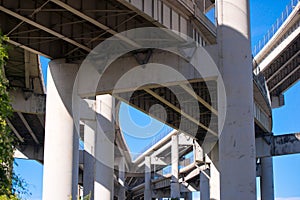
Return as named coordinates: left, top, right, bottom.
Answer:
left=200, top=169, right=210, bottom=200
left=209, top=147, right=220, bottom=200
left=144, top=156, right=152, bottom=200
left=171, top=134, right=180, bottom=198
left=260, top=157, right=274, bottom=200
left=118, top=157, right=126, bottom=200
left=83, top=120, right=96, bottom=200
left=42, top=60, right=79, bottom=200
left=94, top=95, right=115, bottom=200
left=216, top=0, right=257, bottom=199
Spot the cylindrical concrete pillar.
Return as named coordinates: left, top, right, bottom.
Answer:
left=144, top=156, right=152, bottom=200
left=260, top=157, right=274, bottom=200
left=42, top=60, right=79, bottom=200
left=171, top=134, right=180, bottom=198
left=200, top=169, right=210, bottom=200
left=216, top=0, right=257, bottom=199
left=94, top=95, right=115, bottom=200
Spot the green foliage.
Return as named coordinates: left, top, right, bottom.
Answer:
left=0, top=32, right=16, bottom=197
left=82, top=192, right=91, bottom=200
left=0, top=194, right=19, bottom=200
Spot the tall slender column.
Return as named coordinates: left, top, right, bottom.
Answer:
left=185, top=192, right=193, bottom=200
left=260, top=157, right=274, bottom=200
left=83, top=120, right=96, bottom=200
left=144, top=156, right=152, bottom=200
left=217, top=0, right=257, bottom=199
left=42, top=60, right=79, bottom=199
left=209, top=146, right=220, bottom=200
left=171, top=134, right=180, bottom=198
left=94, top=95, right=115, bottom=200
left=118, top=157, right=126, bottom=200
left=200, top=169, right=210, bottom=200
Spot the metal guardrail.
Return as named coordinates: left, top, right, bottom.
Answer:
left=155, top=152, right=194, bottom=177
left=131, top=126, right=174, bottom=160
left=252, top=0, right=299, bottom=56
left=254, top=102, right=270, bottom=131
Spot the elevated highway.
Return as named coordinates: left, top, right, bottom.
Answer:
left=1, top=0, right=300, bottom=200
left=253, top=0, right=300, bottom=108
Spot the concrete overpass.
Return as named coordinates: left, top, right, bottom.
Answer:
left=253, top=0, right=300, bottom=108
left=1, top=0, right=300, bottom=200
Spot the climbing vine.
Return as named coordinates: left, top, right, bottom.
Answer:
left=0, top=32, right=15, bottom=197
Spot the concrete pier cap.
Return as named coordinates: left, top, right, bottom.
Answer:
left=72, top=27, right=227, bottom=174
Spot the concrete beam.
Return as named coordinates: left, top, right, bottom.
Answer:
left=256, top=133, right=300, bottom=157
left=178, top=133, right=194, bottom=146
left=77, top=50, right=217, bottom=98
left=180, top=84, right=218, bottom=115
left=50, top=0, right=140, bottom=48
left=17, top=112, right=40, bottom=144
left=6, top=119, right=24, bottom=143
left=16, top=145, right=44, bottom=161
left=144, top=88, right=217, bottom=136
left=10, top=90, right=45, bottom=114
left=0, top=5, right=91, bottom=52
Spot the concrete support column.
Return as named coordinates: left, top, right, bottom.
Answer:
left=42, top=60, right=79, bottom=200
left=144, top=156, right=152, bottom=200
left=118, top=157, right=126, bottom=200
left=171, top=134, right=180, bottom=198
left=200, top=169, right=210, bottom=200
left=209, top=146, right=220, bottom=200
left=216, top=0, right=257, bottom=199
left=94, top=95, right=115, bottom=200
left=83, top=120, right=96, bottom=200
left=260, top=157, right=274, bottom=200
left=184, top=192, right=193, bottom=200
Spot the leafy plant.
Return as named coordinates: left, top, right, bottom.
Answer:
left=0, top=32, right=25, bottom=200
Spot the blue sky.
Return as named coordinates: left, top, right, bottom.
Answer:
left=13, top=0, right=300, bottom=199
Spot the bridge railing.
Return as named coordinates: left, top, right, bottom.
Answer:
left=131, top=126, right=174, bottom=160
left=252, top=0, right=299, bottom=56
left=155, top=152, right=194, bottom=178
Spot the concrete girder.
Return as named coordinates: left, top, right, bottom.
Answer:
left=256, top=133, right=300, bottom=157
left=77, top=50, right=218, bottom=97
left=10, top=90, right=45, bottom=115
left=180, top=84, right=218, bottom=115
left=144, top=88, right=217, bottom=136
left=17, top=112, right=40, bottom=144
left=15, top=144, right=44, bottom=161
left=6, top=119, right=24, bottom=143
left=50, top=0, right=140, bottom=48
left=7, top=39, right=51, bottom=59
left=269, top=64, right=300, bottom=93
left=0, top=5, right=91, bottom=52
left=266, top=50, right=300, bottom=83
